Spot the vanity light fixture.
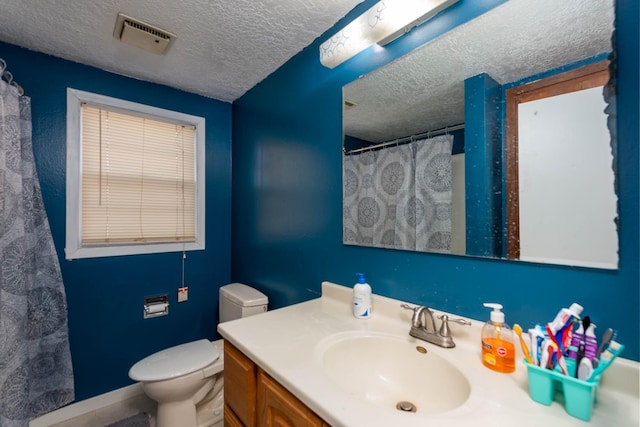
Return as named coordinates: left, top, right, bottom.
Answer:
left=319, top=0, right=459, bottom=69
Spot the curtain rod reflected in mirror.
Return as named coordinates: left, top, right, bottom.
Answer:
left=344, top=123, right=464, bottom=155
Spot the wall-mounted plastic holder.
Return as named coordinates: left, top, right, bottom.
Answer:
left=524, top=358, right=600, bottom=421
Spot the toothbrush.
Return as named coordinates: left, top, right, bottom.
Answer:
left=594, top=328, right=615, bottom=367
left=546, top=325, right=567, bottom=374
left=574, top=342, right=586, bottom=378
left=514, top=324, right=533, bottom=364
left=546, top=341, right=557, bottom=370
left=574, top=317, right=589, bottom=377
left=539, top=339, right=551, bottom=369
left=589, top=340, right=624, bottom=380
left=541, top=340, right=557, bottom=370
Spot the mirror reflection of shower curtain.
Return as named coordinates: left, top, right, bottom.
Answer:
left=343, top=135, right=453, bottom=253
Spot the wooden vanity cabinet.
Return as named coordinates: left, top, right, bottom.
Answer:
left=224, top=340, right=258, bottom=426
left=224, top=341, right=329, bottom=427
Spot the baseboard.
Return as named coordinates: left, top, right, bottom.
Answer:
left=30, top=383, right=145, bottom=427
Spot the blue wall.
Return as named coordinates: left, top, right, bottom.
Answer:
left=0, top=0, right=637, bottom=405
left=0, top=42, right=232, bottom=400
left=232, top=0, right=639, bottom=365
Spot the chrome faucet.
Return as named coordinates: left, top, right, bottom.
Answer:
left=401, top=304, right=471, bottom=348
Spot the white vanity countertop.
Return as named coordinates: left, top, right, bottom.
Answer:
left=217, top=282, right=639, bottom=427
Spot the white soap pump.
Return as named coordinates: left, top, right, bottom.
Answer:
left=353, top=273, right=372, bottom=319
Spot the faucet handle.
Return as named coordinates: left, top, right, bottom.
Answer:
left=400, top=304, right=424, bottom=328
left=437, top=314, right=471, bottom=337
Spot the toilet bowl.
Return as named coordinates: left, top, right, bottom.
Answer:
left=129, top=283, right=268, bottom=427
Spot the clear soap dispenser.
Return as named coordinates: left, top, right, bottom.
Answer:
left=481, top=303, right=516, bottom=373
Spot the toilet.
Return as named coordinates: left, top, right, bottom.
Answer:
left=129, top=283, right=268, bottom=427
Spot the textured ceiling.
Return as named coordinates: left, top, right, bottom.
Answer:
left=344, top=0, right=614, bottom=144
left=0, top=0, right=363, bottom=102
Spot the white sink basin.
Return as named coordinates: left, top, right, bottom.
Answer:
left=317, top=331, right=471, bottom=415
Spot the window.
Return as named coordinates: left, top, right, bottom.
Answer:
left=65, top=89, right=205, bottom=259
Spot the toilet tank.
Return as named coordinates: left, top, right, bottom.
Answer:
left=219, top=283, right=268, bottom=323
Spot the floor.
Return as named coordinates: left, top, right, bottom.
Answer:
left=30, top=378, right=223, bottom=427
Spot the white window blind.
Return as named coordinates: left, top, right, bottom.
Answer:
left=80, top=104, right=197, bottom=246
left=66, top=89, right=205, bottom=260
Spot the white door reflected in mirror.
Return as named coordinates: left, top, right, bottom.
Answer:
left=518, top=86, right=618, bottom=269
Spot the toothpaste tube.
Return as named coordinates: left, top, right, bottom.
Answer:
left=547, top=304, right=582, bottom=356
left=547, top=303, right=583, bottom=336
left=529, top=326, right=545, bottom=366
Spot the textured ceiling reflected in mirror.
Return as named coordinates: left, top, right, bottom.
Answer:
left=343, top=0, right=613, bottom=144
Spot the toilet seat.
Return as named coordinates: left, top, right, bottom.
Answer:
left=129, top=339, right=220, bottom=382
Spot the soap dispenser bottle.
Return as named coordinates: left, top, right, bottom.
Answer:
left=481, top=303, right=515, bottom=373
left=353, top=273, right=372, bottom=319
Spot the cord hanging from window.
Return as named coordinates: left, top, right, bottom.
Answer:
left=181, top=251, right=187, bottom=288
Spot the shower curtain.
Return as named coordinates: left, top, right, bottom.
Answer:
left=343, top=134, right=453, bottom=253
left=1, top=75, right=74, bottom=425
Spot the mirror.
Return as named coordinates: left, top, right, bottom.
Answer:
left=342, top=0, right=617, bottom=268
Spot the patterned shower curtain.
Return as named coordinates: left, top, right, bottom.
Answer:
left=343, top=134, right=453, bottom=253
left=0, top=78, right=74, bottom=425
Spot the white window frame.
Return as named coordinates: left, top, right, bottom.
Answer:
left=65, top=88, right=206, bottom=259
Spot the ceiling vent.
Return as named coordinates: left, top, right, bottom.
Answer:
left=113, top=13, right=176, bottom=55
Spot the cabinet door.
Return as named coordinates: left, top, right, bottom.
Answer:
left=257, top=369, right=324, bottom=427
left=224, top=403, right=245, bottom=427
left=224, top=341, right=257, bottom=427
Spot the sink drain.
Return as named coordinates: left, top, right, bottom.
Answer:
left=396, top=401, right=417, bottom=413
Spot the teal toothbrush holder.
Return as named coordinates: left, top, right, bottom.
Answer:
left=524, top=358, right=600, bottom=421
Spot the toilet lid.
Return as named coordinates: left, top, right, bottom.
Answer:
left=129, top=339, right=220, bottom=382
